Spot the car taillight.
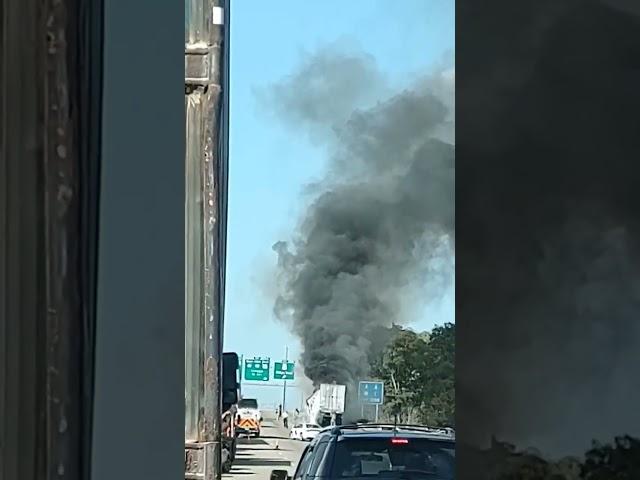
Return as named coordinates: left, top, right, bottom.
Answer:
left=390, top=438, right=409, bottom=444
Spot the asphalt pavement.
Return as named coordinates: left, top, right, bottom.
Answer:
left=225, top=413, right=307, bottom=480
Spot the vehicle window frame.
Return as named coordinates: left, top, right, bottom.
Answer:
left=293, top=444, right=315, bottom=480
left=306, top=439, right=330, bottom=477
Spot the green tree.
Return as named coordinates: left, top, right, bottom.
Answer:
left=583, top=436, right=640, bottom=479
left=373, top=328, right=428, bottom=422
left=465, top=435, right=640, bottom=480
left=371, top=323, right=455, bottom=426
left=417, top=323, right=454, bottom=427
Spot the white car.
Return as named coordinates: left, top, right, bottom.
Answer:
left=290, top=423, right=321, bottom=441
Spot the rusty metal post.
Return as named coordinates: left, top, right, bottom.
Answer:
left=184, top=1, right=228, bottom=479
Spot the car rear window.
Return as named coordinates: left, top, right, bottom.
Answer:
left=238, top=399, right=258, bottom=409
left=331, top=438, right=454, bottom=479
left=307, top=424, right=321, bottom=429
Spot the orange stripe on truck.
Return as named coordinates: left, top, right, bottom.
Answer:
left=237, top=418, right=258, bottom=429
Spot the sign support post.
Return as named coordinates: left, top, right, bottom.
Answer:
left=282, top=346, right=288, bottom=412
left=272, top=351, right=295, bottom=413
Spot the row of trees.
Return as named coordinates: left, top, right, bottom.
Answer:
left=365, top=323, right=640, bottom=477
left=369, top=322, right=454, bottom=427
left=468, top=435, right=640, bottom=479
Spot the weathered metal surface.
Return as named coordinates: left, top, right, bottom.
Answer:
left=1, top=0, right=100, bottom=477
left=185, top=442, right=215, bottom=479
left=185, top=44, right=222, bottom=85
left=185, top=90, right=205, bottom=443
left=43, top=0, right=82, bottom=478
left=185, top=1, right=228, bottom=479
left=186, top=0, right=222, bottom=45
left=200, top=80, right=223, bottom=443
left=194, top=81, right=223, bottom=480
left=185, top=2, right=223, bottom=85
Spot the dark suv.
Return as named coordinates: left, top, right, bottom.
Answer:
left=271, top=424, right=455, bottom=480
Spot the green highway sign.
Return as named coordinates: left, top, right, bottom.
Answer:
left=274, top=361, right=295, bottom=380
left=244, top=357, right=270, bottom=381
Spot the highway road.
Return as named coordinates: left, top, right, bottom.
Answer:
left=225, top=413, right=306, bottom=480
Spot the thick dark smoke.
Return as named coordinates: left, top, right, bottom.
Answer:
left=262, top=47, right=454, bottom=392
left=457, top=0, right=640, bottom=461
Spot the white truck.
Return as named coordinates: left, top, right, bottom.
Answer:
left=236, top=398, right=262, bottom=437
left=305, top=383, right=346, bottom=427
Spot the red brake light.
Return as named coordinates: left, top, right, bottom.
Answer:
left=391, top=438, right=409, bottom=444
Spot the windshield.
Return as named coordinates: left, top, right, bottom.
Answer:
left=331, top=438, right=454, bottom=480
left=306, top=424, right=321, bottom=430
left=238, top=399, right=258, bottom=409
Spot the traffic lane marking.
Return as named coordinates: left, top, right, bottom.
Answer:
left=225, top=435, right=305, bottom=479
left=225, top=413, right=304, bottom=479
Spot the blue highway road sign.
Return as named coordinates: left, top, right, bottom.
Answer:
left=358, top=381, right=384, bottom=404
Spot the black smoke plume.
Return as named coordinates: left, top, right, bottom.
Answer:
left=457, top=0, right=640, bottom=463
left=261, top=46, right=455, bottom=390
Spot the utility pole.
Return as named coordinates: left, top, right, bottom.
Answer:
left=282, top=346, right=289, bottom=413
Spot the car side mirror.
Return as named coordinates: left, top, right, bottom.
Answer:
left=270, top=470, right=289, bottom=480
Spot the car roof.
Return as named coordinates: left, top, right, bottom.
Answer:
left=314, top=424, right=455, bottom=444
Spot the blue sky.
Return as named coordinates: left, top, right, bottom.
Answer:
left=224, top=0, right=454, bottom=408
